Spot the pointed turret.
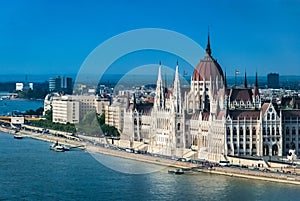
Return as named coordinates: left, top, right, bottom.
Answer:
left=154, top=62, right=165, bottom=110
left=173, top=61, right=182, bottom=113
left=244, top=71, right=248, bottom=88
left=253, top=71, right=261, bottom=109
left=254, top=71, right=259, bottom=97
left=206, top=32, right=212, bottom=56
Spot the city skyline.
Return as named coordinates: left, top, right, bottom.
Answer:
left=0, top=0, right=300, bottom=76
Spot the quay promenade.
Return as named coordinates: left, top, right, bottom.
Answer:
left=1, top=125, right=300, bottom=185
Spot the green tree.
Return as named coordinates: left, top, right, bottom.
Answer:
left=44, top=109, right=53, bottom=121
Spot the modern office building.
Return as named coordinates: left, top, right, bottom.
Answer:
left=45, top=94, right=110, bottom=124
left=49, top=76, right=73, bottom=94
left=52, top=95, right=80, bottom=124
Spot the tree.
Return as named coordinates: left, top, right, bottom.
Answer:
left=98, top=113, right=105, bottom=125
left=44, top=109, right=53, bottom=121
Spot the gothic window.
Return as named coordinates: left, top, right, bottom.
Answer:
left=276, top=127, right=280, bottom=135
left=267, top=127, right=270, bottom=136
left=233, top=127, right=237, bottom=136
left=240, top=127, right=244, bottom=136
left=271, top=113, right=275, bottom=120
left=286, top=127, right=290, bottom=135
left=263, top=127, right=266, bottom=135
left=252, top=127, right=256, bottom=135
left=226, top=127, right=231, bottom=136
left=267, top=113, right=270, bottom=120
left=134, top=118, right=137, bottom=125
left=292, top=127, right=296, bottom=135
left=246, top=127, right=250, bottom=136
left=272, top=127, right=275, bottom=136
left=177, top=123, right=180, bottom=131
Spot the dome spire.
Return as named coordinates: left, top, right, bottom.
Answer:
left=206, top=27, right=212, bottom=56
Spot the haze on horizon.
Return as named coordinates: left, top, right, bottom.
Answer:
left=0, top=0, right=300, bottom=78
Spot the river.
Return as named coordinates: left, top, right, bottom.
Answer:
left=0, top=100, right=299, bottom=200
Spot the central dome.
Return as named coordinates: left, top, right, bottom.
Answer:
left=192, top=36, right=224, bottom=81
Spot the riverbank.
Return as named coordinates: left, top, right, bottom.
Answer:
left=1, top=126, right=300, bottom=185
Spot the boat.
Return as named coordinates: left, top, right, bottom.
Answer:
left=14, top=135, right=23, bottom=139
left=50, top=141, right=69, bottom=152
left=168, top=168, right=184, bottom=175
left=175, top=169, right=184, bottom=175
left=52, top=145, right=65, bottom=152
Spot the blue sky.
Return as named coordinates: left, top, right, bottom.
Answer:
left=0, top=0, right=300, bottom=77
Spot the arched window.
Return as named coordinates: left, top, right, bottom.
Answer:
left=292, top=127, right=296, bottom=135
left=286, top=127, right=290, bottom=135
left=177, top=123, right=180, bottom=131
left=263, top=127, right=266, bottom=135
left=233, top=127, right=237, bottom=136
left=267, top=113, right=270, bottom=120
left=246, top=127, right=250, bottom=136
left=252, top=127, right=256, bottom=135
left=226, top=127, right=231, bottom=136
left=271, top=113, right=275, bottom=120
left=240, top=127, right=244, bottom=136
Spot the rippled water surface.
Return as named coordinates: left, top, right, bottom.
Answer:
left=0, top=131, right=299, bottom=201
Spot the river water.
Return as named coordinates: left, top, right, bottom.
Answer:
left=0, top=99, right=43, bottom=115
left=0, top=100, right=299, bottom=200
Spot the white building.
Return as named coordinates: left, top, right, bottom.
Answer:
left=45, top=94, right=110, bottom=124
left=104, top=96, right=129, bottom=133
left=52, top=96, right=80, bottom=124
left=16, top=83, right=24, bottom=91
left=106, top=35, right=300, bottom=162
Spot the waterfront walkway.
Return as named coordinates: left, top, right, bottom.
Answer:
left=1, top=125, right=300, bottom=185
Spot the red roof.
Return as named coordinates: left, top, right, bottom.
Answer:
left=229, top=110, right=260, bottom=120
left=192, top=54, right=224, bottom=82
left=261, top=102, right=270, bottom=115
left=229, top=88, right=253, bottom=102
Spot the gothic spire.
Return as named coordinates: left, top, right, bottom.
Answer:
left=255, top=71, right=258, bottom=87
left=173, top=61, right=182, bottom=113
left=154, top=62, right=164, bottom=110
left=206, top=28, right=212, bottom=56
left=254, top=71, right=259, bottom=97
left=244, top=71, right=248, bottom=88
